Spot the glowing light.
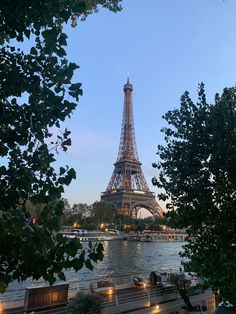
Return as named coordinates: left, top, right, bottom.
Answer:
left=143, top=283, right=147, bottom=288
left=146, top=301, right=150, bottom=307
left=51, top=291, right=59, bottom=302
left=0, top=302, right=3, bottom=313
left=156, top=305, right=160, bottom=310
left=108, top=289, right=113, bottom=295
left=73, top=222, right=77, bottom=228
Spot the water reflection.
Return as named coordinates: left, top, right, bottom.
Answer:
left=65, top=241, right=183, bottom=286
left=4, top=240, right=184, bottom=298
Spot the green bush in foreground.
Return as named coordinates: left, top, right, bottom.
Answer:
left=67, top=292, right=104, bottom=314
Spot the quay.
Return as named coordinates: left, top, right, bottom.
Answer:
left=0, top=270, right=215, bottom=314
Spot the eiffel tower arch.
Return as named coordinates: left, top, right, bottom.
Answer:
left=101, top=78, right=163, bottom=219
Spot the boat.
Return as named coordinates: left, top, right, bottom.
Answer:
left=140, top=235, right=152, bottom=242
left=98, top=236, right=113, bottom=241
left=60, top=231, right=77, bottom=239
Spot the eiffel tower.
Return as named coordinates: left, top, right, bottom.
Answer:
left=101, top=78, right=163, bottom=218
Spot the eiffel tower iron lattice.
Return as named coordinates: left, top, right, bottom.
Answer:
left=101, top=78, right=163, bottom=218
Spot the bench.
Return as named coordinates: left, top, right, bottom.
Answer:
left=24, top=283, right=69, bottom=312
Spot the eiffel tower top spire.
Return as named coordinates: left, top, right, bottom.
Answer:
left=117, top=77, right=139, bottom=162
left=126, top=73, right=130, bottom=85
left=124, top=75, right=132, bottom=90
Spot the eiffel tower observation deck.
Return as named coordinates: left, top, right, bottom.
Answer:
left=101, top=78, right=163, bottom=218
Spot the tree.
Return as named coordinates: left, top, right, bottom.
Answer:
left=62, top=198, right=71, bottom=215
left=61, top=201, right=91, bottom=226
left=134, top=220, right=146, bottom=232
left=71, top=203, right=92, bottom=218
left=62, top=213, right=82, bottom=227
left=143, top=216, right=164, bottom=231
left=153, top=84, right=236, bottom=304
left=25, top=198, right=67, bottom=230
left=0, top=0, right=122, bottom=292
left=169, top=273, right=195, bottom=311
left=91, top=201, right=116, bottom=225
left=148, top=222, right=162, bottom=231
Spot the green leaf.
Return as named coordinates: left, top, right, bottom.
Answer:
left=85, top=259, right=93, bottom=271
left=30, top=47, right=37, bottom=55
left=58, top=33, right=68, bottom=46
left=0, top=0, right=123, bottom=295
left=28, top=142, right=34, bottom=152
left=68, top=168, right=76, bottom=179
left=57, top=48, right=66, bottom=57
left=24, top=29, right=30, bottom=39
left=58, top=272, right=66, bottom=281
left=63, top=138, right=71, bottom=146
left=59, top=167, right=66, bottom=175
left=71, top=258, right=83, bottom=272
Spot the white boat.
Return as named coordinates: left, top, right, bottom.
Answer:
left=140, top=235, right=152, bottom=242
left=61, top=232, right=77, bottom=239
left=98, top=236, right=114, bottom=241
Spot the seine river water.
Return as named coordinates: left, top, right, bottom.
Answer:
left=68, top=240, right=184, bottom=288
left=2, top=240, right=184, bottom=302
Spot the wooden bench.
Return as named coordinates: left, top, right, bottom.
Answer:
left=24, top=283, right=69, bottom=312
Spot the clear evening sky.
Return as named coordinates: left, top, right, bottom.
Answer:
left=58, top=0, right=236, bottom=208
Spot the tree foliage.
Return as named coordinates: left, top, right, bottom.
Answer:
left=91, top=201, right=116, bottom=224
left=0, top=0, right=121, bottom=292
left=61, top=201, right=92, bottom=226
left=71, top=203, right=92, bottom=218
left=67, top=292, right=104, bottom=314
left=153, top=84, right=236, bottom=304
left=169, top=273, right=194, bottom=311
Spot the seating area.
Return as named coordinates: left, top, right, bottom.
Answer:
left=24, top=283, right=69, bottom=313
left=100, top=280, right=177, bottom=314
left=1, top=272, right=215, bottom=314
left=88, top=274, right=176, bottom=312
left=90, top=280, right=114, bottom=294
left=132, top=276, right=146, bottom=287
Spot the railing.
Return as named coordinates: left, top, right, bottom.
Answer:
left=101, top=281, right=177, bottom=313
left=0, top=268, right=180, bottom=304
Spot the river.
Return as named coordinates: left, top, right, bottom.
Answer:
left=69, top=240, right=184, bottom=287
left=1, top=240, right=185, bottom=303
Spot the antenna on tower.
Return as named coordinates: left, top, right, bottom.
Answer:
left=127, top=71, right=130, bottom=84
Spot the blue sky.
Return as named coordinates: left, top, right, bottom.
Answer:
left=57, top=0, right=236, bottom=208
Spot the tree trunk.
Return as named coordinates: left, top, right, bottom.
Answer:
left=179, top=289, right=195, bottom=311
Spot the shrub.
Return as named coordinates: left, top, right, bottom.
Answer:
left=67, top=292, right=104, bottom=314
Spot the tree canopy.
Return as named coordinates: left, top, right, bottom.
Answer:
left=0, top=0, right=122, bottom=292
left=91, top=201, right=116, bottom=224
left=153, top=84, right=236, bottom=304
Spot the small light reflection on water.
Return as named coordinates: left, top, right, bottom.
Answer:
left=137, top=243, right=141, bottom=250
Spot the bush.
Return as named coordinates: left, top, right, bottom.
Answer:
left=67, top=292, right=104, bottom=314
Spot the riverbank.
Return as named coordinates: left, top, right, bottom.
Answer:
left=0, top=271, right=216, bottom=314
left=0, top=241, right=184, bottom=309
